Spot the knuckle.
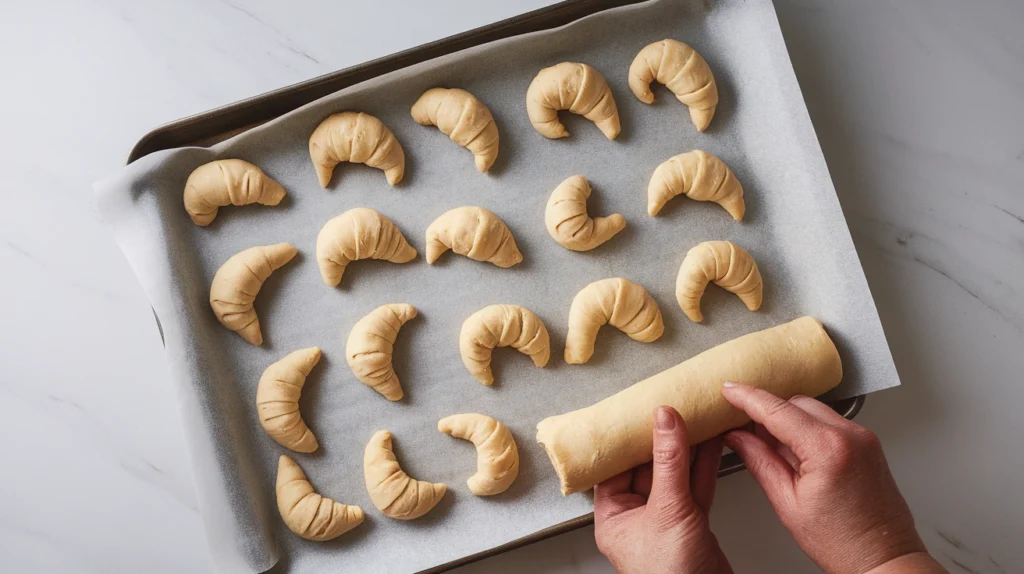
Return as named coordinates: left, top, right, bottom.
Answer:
left=762, top=396, right=792, bottom=419
left=853, top=427, right=882, bottom=450
left=653, top=444, right=685, bottom=465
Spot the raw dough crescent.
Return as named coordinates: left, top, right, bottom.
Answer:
left=209, top=243, right=297, bottom=346
left=183, top=159, right=286, bottom=226
left=459, top=304, right=550, bottom=386
left=565, top=277, right=664, bottom=364
left=628, top=39, right=719, bottom=132
left=346, top=304, right=417, bottom=401
left=676, top=240, right=763, bottom=322
left=316, top=207, right=418, bottom=287
left=537, top=316, right=843, bottom=494
left=545, top=175, right=626, bottom=251
left=411, top=87, right=500, bottom=172
left=308, top=111, right=405, bottom=188
left=526, top=62, right=621, bottom=140
left=648, top=150, right=745, bottom=220
left=438, top=414, right=519, bottom=496
left=425, top=206, right=523, bottom=268
left=276, top=455, right=365, bottom=541
left=363, top=430, right=447, bottom=520
left=257, top=347, right=321, bottom=453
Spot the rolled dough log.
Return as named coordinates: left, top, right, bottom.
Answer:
left=535, top=316, right=842, bottom=495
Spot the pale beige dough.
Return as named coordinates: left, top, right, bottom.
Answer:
left=209, top=243, right=297, bottom=346
left=425, top=206, right=523, bottom=267
left=438, top=414, right=519, bottom=496
left=676, top=240, right=763, bottom=322
left=363, top=430, right=447, bottom=520
left=308, top=111, right=405, bottom=188
left=459, top=304, right=550, bottom=386
left=315, top=207, right=417, bottom=287
left=565, top=277, right=664, bottom=364
left=276, top=455, right=365, bottom=541
left=183, top=159, right=286, bottom=226
left=257, top=347, right=321, bottom=453
left=629, top=39, right=719, bottom=132
left=346, top=304, right=417, bottom=401
left=648, top=150, right=744, bottom=220
left=545, top=175, right=626, bottom=251
left=536, top=316, right=843, bottom=495
left=411, top=87, right=499, bottom=172
left=527, top=62, right=620, bottom=140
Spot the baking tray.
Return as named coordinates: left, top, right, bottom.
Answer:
left=124, top=0, right=867, bottom=571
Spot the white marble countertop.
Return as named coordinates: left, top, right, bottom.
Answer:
left=2, top=1, right=1021, bottom=572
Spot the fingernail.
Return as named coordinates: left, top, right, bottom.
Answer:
left=722, top=381, right=737, bottom=388
left=655, top=406, right=676, bottom=430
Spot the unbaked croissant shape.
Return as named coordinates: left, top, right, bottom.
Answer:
left=629, top=39, right=719, bottom=132
left=308, top=111, right=406, bottom=188
left=526, top=62, right=621, bottom=140
left=209, top=243, right=297, bottom=346
left=183, top=159, right=286, bottom=226
left=565, top=277, right=664, bottom=364
left=676, top=240, right=763, bottom=322
left=459, top=304, right=550, bottom=386
left=346, top=304, right=417, bottom=401
left=545, top=175, right=626, bottom=251
left=257, top=347, right=321, bottom=453
left=438, top=414, right=519, bottom=496
left=363, top=430, right=447, bottom=520
left=316, top=207, right=418, bottom=287
left=276, top=455, right=365, bottom=541
left=425, top=206, right=523, bottom=268
left=647, top=150, right=744, bottom=220
left=411, top=88, right=500, bottom=172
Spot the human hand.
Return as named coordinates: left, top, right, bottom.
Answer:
left=593, top=406, right=732, bottom=574
left=720, top=383, right=945, bottom=574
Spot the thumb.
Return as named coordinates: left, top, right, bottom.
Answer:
left=646, top=406, right=697, bottom=529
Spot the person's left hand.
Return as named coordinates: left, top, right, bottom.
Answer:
left=594, top=406, right=732, bottom=574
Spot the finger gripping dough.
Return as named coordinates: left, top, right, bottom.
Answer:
left=316, top=208, right=418, bottom=287
left=565, top=277, right=664, bottom=364
left=346, top=304, right=417, bottom=401
left=545, top=175, right=626, bottom=251
left=537, top=317, right=843, bottom=494
left=209, top=243, right=297, bottom=346
left=676, top=240, right=763, bottom=322
left=425, top=206, right=523, bottom=267
left=438, top=414, right=519, bottom=496
left=257, top=347, right=322, bottom=453
left=648, top=150, right=744, bottom=220
left=308, top=111, right=405, bottom=188
left=459, top=304, right=550, bottom=386
left=527, top=62, right=621, bottom=140
left=629, top=39, right=719, bottom=131
left=276, top=455, right=365, bottom=541
left=411, top=88, right=499, bottom=172
left=363, top=430, right=446, bottom=520
left=183, top=159, right=286, bottom=226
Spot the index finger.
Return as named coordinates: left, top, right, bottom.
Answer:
left=720, top=382, right=827, bottom=460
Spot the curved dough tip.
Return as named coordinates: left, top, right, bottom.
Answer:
left=209, top=243, right=298, bottom=346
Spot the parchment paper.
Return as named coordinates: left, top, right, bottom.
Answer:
left=94, top=0, right=900, bottom=572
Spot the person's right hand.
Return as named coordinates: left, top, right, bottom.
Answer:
left=720, top=382, right=945, bottom=574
